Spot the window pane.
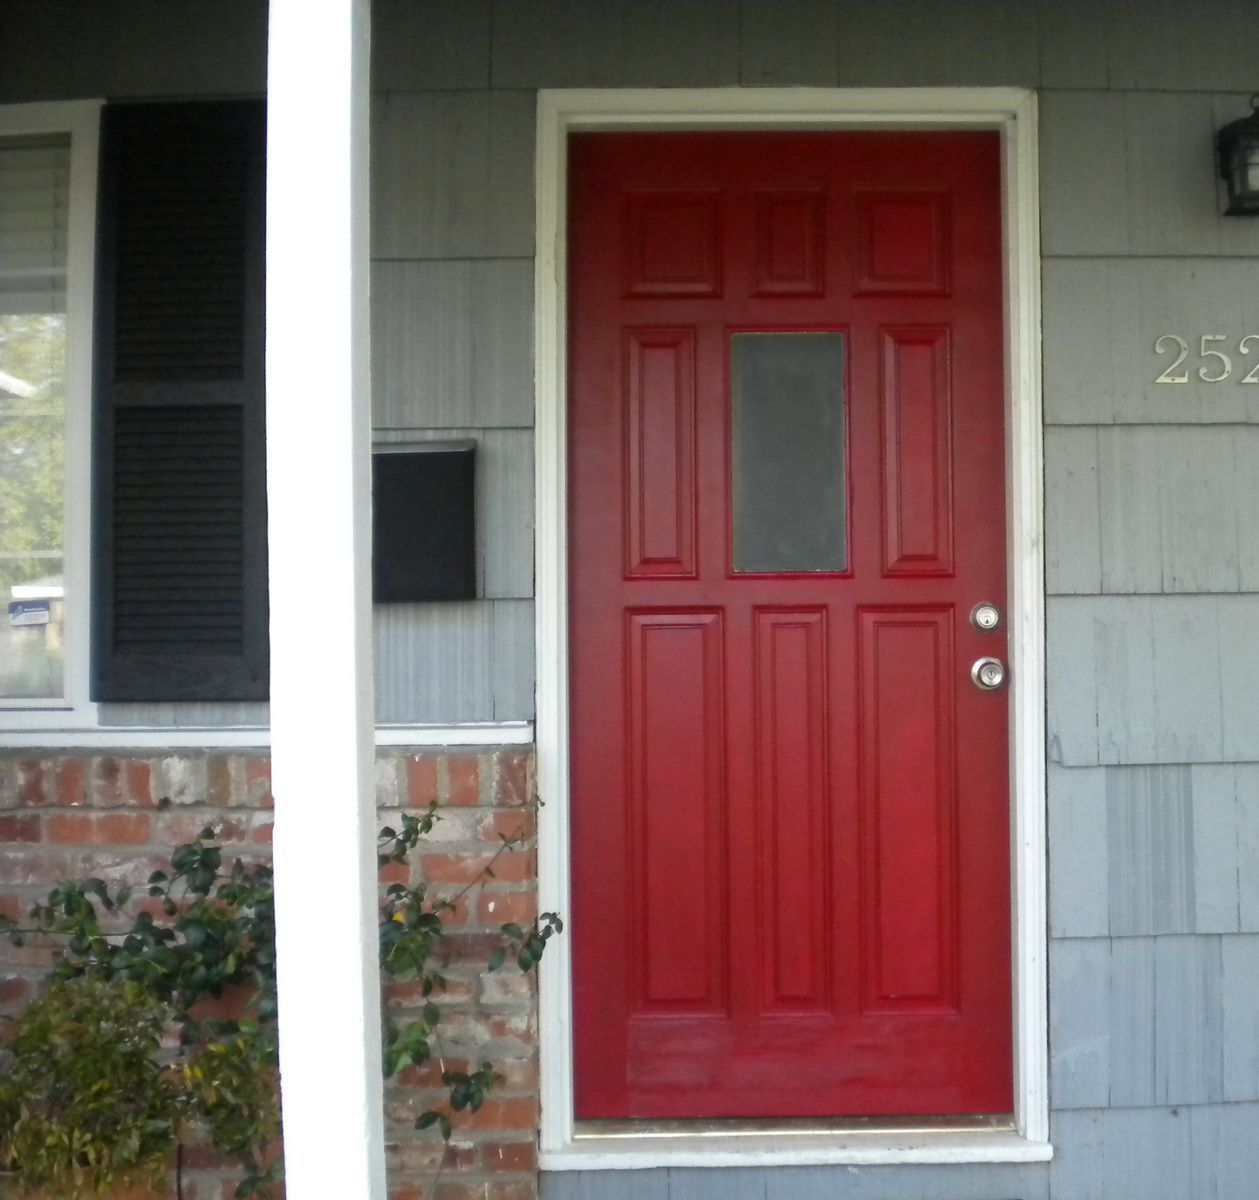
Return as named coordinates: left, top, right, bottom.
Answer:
left=731, top=332, right=846, bottom=573
left=0, top=131, right=70, bottom=700
left=0, top=555, right=64, bottom=698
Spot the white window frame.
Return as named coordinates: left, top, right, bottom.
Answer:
left=534, top=87, right=1049, bottom=1169
left=0, top=101, right=101, bottom=728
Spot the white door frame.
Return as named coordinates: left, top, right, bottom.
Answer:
left=534, top=87, right=1048, bottom=1170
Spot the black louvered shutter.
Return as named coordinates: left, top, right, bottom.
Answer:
left=92, top=101, right=268, bottom=701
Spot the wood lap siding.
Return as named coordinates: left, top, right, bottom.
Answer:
left=92, top=101, right=268, bottom=702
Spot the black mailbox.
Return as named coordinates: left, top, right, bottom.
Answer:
left=372, top=441, right=476, bottom=602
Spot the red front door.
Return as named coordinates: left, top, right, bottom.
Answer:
left=568, top=132, right=1011, bottom=1120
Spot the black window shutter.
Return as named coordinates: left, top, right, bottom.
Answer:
left=92, top=101, right=268, bottom=702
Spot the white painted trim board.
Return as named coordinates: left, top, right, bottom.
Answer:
left=0, top=722, right=534, bottom=750
left=533, top=86, right=1049, bottom=1170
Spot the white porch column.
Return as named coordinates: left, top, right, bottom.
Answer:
left=265, top=2, right=386, bottom=1197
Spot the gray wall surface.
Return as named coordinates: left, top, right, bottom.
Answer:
left=6, top=1, right=1259, bottom=1196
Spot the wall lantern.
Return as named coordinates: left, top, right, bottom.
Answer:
left=1218, top=95, right=1259, bottom=215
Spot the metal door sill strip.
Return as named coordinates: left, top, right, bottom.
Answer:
left=542, top=1122, right=1053, bottom=1170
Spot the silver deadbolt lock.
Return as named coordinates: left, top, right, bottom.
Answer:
left=971, top=657, right=1006, bottom=690
left=970, top=602, right=1001, bottom=632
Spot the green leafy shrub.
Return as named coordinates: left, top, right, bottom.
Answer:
left=0, top=806, right=561, bottom=1198
left=0, top=977, right=179, bottom=1198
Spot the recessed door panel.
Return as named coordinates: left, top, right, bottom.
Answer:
left=882, top=326, right=954, bottom=576
left=625, top=329, right=697, bottom=578
left=752, top=188, right=825, bottom=296
left=570, top=131, right=1010, bottom=1119
left=754, top=607, right=831, bottom=1015
left=627, top=610, right=727, bottom=1014
left=858, top=607, right=959, bottom=1013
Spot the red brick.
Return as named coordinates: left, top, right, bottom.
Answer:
left=56, top=758, right=87, bottom=806
left=46, top=812, right=151, bottom=845
left=99, top=812, right=152, bottom=843
left=379, top=860, right=411, bottom=886
left=188, top=981, right=254, bottom=1023
left=477, top=890, right=537, bottom=927
left=387, top=1140, right=477, bottom=1176
left=414, top=891, right=471, bottom=927
left=432, top=1179, right=534, bottom=1200
left=395, top=1057, right=472, bottom=1090
left=2, top=942, right=56, bottom=970
left=206, top=756, right=234, bottom=807
left=376, top=757, right=402, bottom=808
left=485, top=1013, right=536, bottom=1043
left=0, top=814, right=40, bottom=843
left=480, top=1141, right=537, bottom=1173
left=441, top=929, right=524, bottom=965
left=386, top=976, right=477, bottom=1010
left=490, top=810, right=535, bottom=843
left=250, top=820, right=274, bottom=844
left=421, top=851, right=531, bottom=886
left=0, top=976, right=32, bottom=1006
left=480, top=968, right=535, bottom=1008
left=445, top=756, right=481, bottom=807
left=406, top=756, right=439, bottom=809
left=492, top=1059, right=538, bottom=1092
left=78, top=851, right=173, bottom=888
left=91, top=757, right=124, bottom=807
left=495, top=750, right=532, bottom=807
left=125, top=759, right=154, bottom=807
left=442, top=1097, right=538, bottom=1134
left=0, top=893, right=22, bottom=920
left=245, top=757, right=273, bottom=808
left=18, top=760, right=45, bottom=806
left=156, top=812, right=245, bottom=847
left=0, top=851, right=75, bottom=886
left=394, top=1058, right=538, bottom=1098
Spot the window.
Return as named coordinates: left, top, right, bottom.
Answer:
left=0, top=131, right=70, bottom=700
left=0, top=103, right=97, bottom=720
left=0, top=99, right=268, bottom=727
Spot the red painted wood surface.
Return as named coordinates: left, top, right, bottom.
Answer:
left=568, top=132, right=1011, bottom=1119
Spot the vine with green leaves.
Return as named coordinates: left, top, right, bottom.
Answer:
left=0, top=801, right=561, bottom=1199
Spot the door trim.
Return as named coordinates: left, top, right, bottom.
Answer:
left=534, top=87, right=1048, bottom=1169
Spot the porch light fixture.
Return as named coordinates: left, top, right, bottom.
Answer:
left=1218, top=95, right=1259, bottom=215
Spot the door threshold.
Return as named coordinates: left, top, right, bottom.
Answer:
left=575, top=1113, right=1015, bottom=1139
left=543, top=1117, right=1051, bottom=1171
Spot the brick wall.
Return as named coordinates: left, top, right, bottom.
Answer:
left=0, top=747, right=540, bottom=1200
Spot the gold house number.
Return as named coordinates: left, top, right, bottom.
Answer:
left=1154, top=334, right=1259, bottom=384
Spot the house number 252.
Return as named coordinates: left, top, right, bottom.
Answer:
left=1154, top=334, right=1259, bottom=384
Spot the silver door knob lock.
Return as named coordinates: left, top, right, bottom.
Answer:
left=970, top=602, right=1001, bottom=631
left=971, top=657, right=1006, bottom=690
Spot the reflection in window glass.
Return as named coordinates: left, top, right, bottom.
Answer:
left=0, top=134, right=70, bottom=699
left=731, top=332, right=846, bottom=574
